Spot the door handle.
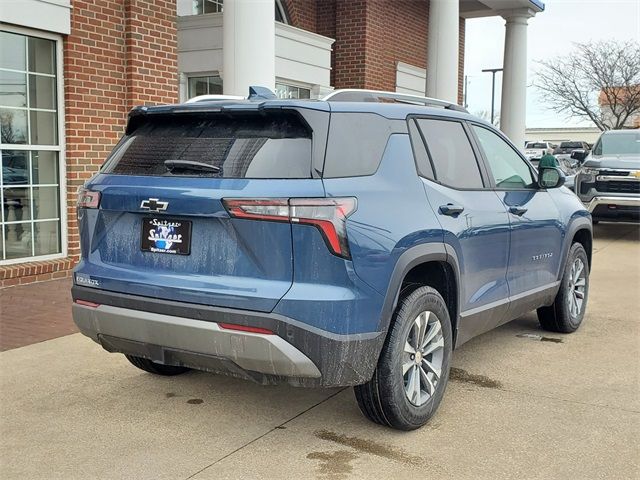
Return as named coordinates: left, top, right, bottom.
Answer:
left=439, top=204, right=465, bottom=216
left=509, top=206, right=528, bottom=216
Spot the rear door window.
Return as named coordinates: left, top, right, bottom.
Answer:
left=101, top=113, right=312, bottom=178
left=416, top=119, right=484, bottom=189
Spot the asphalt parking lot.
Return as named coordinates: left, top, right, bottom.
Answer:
left=1, top=223, right=638, bottom=480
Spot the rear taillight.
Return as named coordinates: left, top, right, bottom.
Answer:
left=223, top=197, right=357, bottom=259
left=77, top=188, right=101, bottom=209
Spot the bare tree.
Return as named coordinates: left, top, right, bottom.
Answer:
left=535, top=40, right=640, bottom=131
left=473, top=109, right=500, bottom=127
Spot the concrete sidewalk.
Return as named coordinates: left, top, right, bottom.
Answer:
left=0, top=224, right=638, bottom=479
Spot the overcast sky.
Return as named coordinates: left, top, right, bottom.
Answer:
left=464, top=0, right=640, bottom=128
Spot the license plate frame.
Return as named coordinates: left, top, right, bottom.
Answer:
left=141, top=217, right=192, bottom=255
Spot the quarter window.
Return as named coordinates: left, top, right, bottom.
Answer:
left=1, top=31, right=62, bottom=262
left=416, top=119, right=483, bottom=189
left=472, top=125, right=535, bottom=189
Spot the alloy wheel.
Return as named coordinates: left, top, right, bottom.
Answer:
left=568, top=257, right=587, bottom=317
left=402, top=311, right=445, bottom=406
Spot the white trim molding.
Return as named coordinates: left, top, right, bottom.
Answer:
left=0, top=24, right=67, bottom=265
left=0, top=0, right=71, bottom=35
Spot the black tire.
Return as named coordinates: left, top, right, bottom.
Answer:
left=125, top=355, right=190, bottom=376
left=354, top=286, right=453, bottom=430
left=537, top=242, right=589, bottom=333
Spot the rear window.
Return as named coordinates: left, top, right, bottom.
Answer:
left=560, top=142, right=582, bottom=149
left=101, top=113, right=312, bottom=178
left=526, top=142, right=547, bottom=149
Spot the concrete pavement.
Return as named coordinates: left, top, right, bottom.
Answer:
left=1, top=223, right=638, bottom=479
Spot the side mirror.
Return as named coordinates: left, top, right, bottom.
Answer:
left=571, top=149, right=587, bottom=162
left=539, top=167, right=565, bottom=189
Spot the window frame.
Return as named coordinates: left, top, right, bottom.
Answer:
left=466, top=120, right=541, bottom=192
left=0, top=25, right=67, bottom=265
left=408, top=114, right=492, bottom=191
left=186, top=73, right=223, bottom=99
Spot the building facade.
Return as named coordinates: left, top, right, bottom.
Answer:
left=0, top=0, right=543, bottom=286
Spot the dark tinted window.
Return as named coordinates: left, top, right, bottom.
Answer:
left=560, top=142, right=583, bottom=149
left=323, top=113, right=393, bottom=178
left=526, top=142, right=548, bottom=149
left=102, top=113, right=312, bottom=178
left=408, top=119, right=434, bottom=179
left=416, top=119, right=483, bottom=189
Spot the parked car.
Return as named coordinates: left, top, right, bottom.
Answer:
left=524, top=141, right=556, bottom=166
left=554, top=141, right=591, bottom=164
left=575, top=129, right=640, bottom=223
left=557, top=155, right=579, bottom=191
left=72, top=88, right=592, bottom=431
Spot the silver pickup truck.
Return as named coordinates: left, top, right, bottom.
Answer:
left=575, top=130, right=640, bottom=223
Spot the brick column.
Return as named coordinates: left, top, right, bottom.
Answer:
left=124, top=0, right=178, bottom=109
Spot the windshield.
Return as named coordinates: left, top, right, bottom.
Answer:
left=526, top=143, right=547, bottom=149
left=592, top=131, right=640, bottom=156
left=560, top=142, right=583, bottom=149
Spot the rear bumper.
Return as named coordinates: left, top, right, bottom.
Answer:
left=72, top=286, right=385, bottom=387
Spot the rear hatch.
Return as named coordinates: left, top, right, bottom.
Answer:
left=75, top=105, right=327, bottom=312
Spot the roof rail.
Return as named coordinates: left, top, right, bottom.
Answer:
left=322, top=89, right=468, bottom=113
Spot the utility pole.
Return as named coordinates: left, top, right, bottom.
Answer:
left=482, top=68, right=503, bottom=125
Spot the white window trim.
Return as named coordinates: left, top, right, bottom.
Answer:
left=185, top=72, right=222, bottom=99
left=0, top=25, right=67, bottom=266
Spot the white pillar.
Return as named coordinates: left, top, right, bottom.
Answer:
left=425, top=0, right=459, bottom=104
left=500, top=10, right=533, bottom=150
left=223, top=0, right=275, bottom=96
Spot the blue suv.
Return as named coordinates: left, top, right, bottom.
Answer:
left=72, top=88, right=592, bottom=430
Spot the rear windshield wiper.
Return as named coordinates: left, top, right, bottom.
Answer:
left=164, top=160, right=220, bottom=174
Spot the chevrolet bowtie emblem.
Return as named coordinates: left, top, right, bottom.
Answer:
left=140, top=198, right=168, bottom=212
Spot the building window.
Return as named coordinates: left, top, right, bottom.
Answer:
left=188, top=75, right=223, bottom=98
left=192, top=0, right=223, bottom=15
left=180, top=0, right=288, bottom=23
left=275, top=83, right=311, bottom=99
left=1, top=30, right=63, bottom=263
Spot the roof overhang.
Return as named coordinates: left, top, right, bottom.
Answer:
left=460, top=0, right=544, bottom=19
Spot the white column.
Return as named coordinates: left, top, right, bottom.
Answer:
left=500, top=10, right=533, bottom=150
left=223, top=0, right=275, bottom=96
left=425, top=0, right=459, bottom=104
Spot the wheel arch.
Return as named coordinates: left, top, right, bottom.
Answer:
left=379, top=242, right=461, bottom=346
left=559, top=215, right=593, bottom=279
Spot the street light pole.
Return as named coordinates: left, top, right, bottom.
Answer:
left=482, top=68, right=503, bottom=125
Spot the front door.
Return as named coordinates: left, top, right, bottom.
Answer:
left=470, top=124, right=563, bottom=312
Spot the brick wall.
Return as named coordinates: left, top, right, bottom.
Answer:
left=0, top=0, right=178, bottom=287
left=287, top=0, right=464, bottom=101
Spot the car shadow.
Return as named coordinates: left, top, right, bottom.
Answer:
left=593, top=222, right=639, bottom=241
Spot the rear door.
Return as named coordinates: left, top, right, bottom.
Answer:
left=469, top=124, right=563, bottom=304
left=76, top=109, right=326, bottom=312
left=412, top=117, right=511, bottom=344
